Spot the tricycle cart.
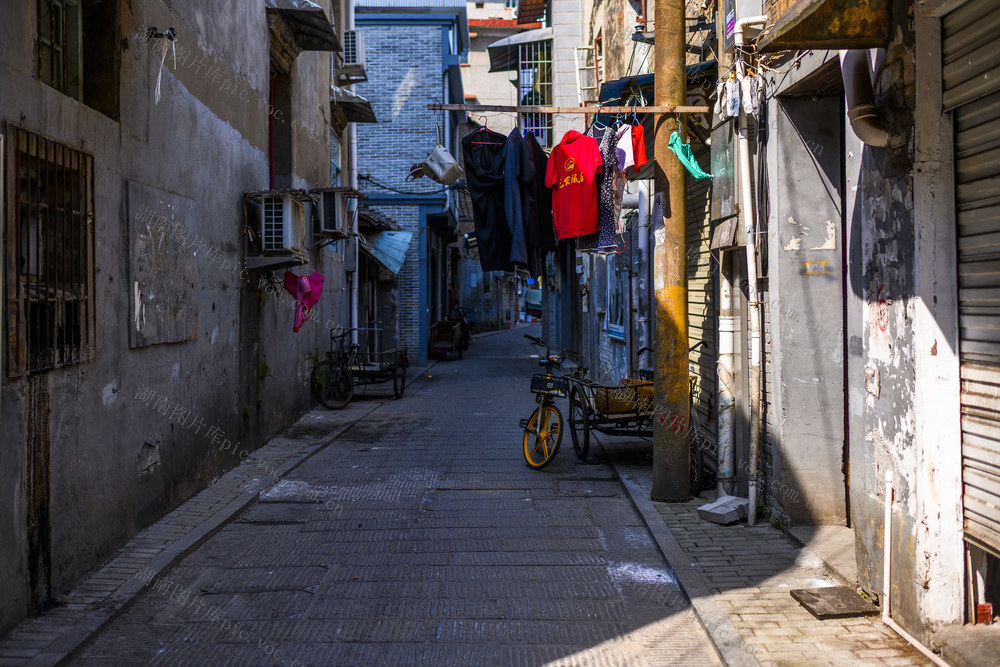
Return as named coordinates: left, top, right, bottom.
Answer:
left=310, top=326, right=407, bottom=409
left=567, top=346, right=706, bottom=496
left=566, top=376, right=655, bottom=462
left=430, top=310, right=469, bottom=359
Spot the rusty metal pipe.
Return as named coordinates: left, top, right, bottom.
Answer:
left=840, top=50, right=890, bottom=148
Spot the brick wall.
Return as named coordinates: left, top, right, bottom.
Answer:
left=355, top=23, right=446, bottom=363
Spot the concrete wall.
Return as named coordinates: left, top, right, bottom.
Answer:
left=843, top=2, right=963, bottom=639
left=758, top=0, right=965, bottom=641
left=0, top=0, right=339, bottom=634
left=765, top=88, right=847, bottom=526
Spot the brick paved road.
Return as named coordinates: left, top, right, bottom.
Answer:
left=73, top=327, right=718, bottom=666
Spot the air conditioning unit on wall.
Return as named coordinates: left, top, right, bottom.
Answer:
left=342, top=30, right=365, bottom=68
left=312, top=188, right=358, bottom=240
left=243, top=190, right=312, bottom=272
left=262, top=194, right=306, bottom=254
left=337, top=30, right=368, bottom=85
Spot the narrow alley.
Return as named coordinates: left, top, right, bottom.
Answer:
left=69, top=328, right=718, bottom=666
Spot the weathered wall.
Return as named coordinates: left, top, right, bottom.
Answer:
left=765, top=89, right=847, bottom=526
left=0, top=0, right=338, bottom=634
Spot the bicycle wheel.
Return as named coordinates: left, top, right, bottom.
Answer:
left=568, top=387, right=590, bottom=460
left=310, top=360, right=353, bottom=409
left=393, top=358, right=406, bottom=399
left=523, top=404, right=563, bottom=469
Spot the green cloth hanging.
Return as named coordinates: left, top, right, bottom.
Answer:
left=668, top=131, right=712, bottom=180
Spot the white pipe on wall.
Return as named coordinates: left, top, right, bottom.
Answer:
left=734, top=15, right=767, bottom=525
left=348, top=0, right=359, bottom=346
left=717, top=254, right=736, bottom=495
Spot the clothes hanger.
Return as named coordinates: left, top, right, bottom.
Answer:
left=470, top=114, right=505, bottom=145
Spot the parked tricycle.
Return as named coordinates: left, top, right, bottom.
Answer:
left=430, top=306, right=471, bottom=359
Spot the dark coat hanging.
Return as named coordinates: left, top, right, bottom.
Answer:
left=461, top=128, right=514, bottom=272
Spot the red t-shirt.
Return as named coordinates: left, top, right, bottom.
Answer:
left=545, top=130, right=603, bottom=239
left=631, top=123, right=648, bottom=174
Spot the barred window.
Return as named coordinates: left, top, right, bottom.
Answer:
left=5, top=125, right=95, bottom=375
left=518, top=40, right=553, bottom=148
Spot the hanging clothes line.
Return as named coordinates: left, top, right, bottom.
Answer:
left=427, top=103, right=710, bottom=115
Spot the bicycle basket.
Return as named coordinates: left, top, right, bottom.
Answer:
left=530, top=374, right=568, bottom=397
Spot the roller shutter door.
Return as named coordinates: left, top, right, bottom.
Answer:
left=945, top=0, right=1000, bottom=556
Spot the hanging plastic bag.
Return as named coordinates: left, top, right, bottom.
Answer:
left=668, top=131, right=712, bottom=180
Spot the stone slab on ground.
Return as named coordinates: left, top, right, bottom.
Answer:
left=698, top=495, right=749, bottom=525
left=790, top=585, right=880, bottom=619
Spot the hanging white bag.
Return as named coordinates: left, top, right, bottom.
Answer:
left=421, top=144, right=464, bottom=185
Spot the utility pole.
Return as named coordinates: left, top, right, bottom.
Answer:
left=651, top=0, right=689, bottom=501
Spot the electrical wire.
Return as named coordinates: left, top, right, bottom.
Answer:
left=359, top=174, right=465, bottom=196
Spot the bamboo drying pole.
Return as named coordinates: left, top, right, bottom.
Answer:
left=427, top=103, right=709, bottom=114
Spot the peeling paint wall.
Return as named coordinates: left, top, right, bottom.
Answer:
left=0, top=0, right=339, bottom=634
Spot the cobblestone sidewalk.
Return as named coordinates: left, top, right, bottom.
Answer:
left=600, top=439, right=932, bottom=666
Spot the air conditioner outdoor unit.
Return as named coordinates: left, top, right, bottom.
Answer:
left=314, top=189, right=353, bottom=239
left=261, top=194, right=306, bottom=254
left=342, top=30, right=365, bottom=68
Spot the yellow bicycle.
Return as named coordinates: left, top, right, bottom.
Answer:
left=520, top=334, right=572, bottom=469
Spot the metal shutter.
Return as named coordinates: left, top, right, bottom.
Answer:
left=687, top=144, right=718, bottom=484
left=946, top=0, right=1000, bottom=556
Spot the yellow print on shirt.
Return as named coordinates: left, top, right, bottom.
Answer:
left=560, top=172, right=585, bottom=189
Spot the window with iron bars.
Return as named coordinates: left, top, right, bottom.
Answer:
left=518, top=40, right=553, bottom=149
left=5, top=125, right=96, bottom=375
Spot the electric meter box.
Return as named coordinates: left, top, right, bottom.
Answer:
left=722, top=0, right=764, bottom=52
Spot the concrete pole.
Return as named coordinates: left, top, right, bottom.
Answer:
left=650, top=0, right=689, bottom=502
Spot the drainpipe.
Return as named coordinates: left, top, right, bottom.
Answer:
left=734, top=15, right=767, bottom=524
left=840, top=50, right=890, bottom=148
left=348, top=0, right=359, bottom=347
left=716, top=253, right=736, bottom=495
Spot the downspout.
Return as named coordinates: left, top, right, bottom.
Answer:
left=734, top=15, right=767, bottom=524
left=716, top=253, right=736, bottom=495
left=840, top=50, right=890, bottom=148
left=348, top=0, right=359, bottom=347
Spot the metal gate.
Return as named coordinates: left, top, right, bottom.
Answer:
left=944, top=0, right=1000, bottom=556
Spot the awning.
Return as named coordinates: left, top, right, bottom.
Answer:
left=359, top=231, right=413, bottom=275
left=758, top=0, right=890, bottom=52
left=487, top=27, right=553, bottom=73
left=517, top=0, right=547, bottom=25
left=265, top=0, right=340, bottom=52
left=330, top=85, right=377, bottom=123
